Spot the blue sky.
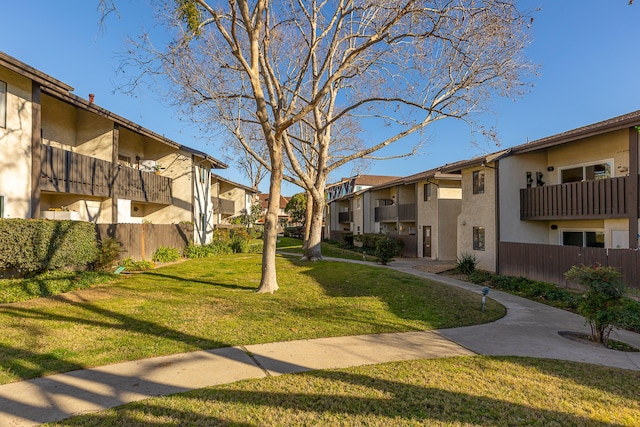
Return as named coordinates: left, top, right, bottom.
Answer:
left=1, top=1, right=639, bottom=194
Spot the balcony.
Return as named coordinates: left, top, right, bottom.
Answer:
left=40, top=145, right=173, bottom=204
left=375, top=203, right=416, bottom=222
left=338, top=211, right=353, bottom=223
left=520, top=176, right=629, bottom=220
left=213, top=198, right=235, bottom=215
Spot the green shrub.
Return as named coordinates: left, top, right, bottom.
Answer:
left=0, top=219, right=98, bottom=276
left=248, top=242, right=263, bottom=253
left=456, top=252, right=478, bottom=275
left=212, top=228, right=231, bottom=242
left=120, top=258, right=154, bottom=272
left=230, top=232, right=250, bottom=253
left=152, top=246, right=181, bottom=263
left=375, top=237, right=398, bottom=265
left=249, top=225, right=264, bottom=239
left=92, top=238, right=122, bottom=271
left=565, top=264, right=626, bottom=345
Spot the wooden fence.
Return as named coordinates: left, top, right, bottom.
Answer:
left=499, top=242, right=640, bottom=290
left=95, top=223, right=194, bottom=261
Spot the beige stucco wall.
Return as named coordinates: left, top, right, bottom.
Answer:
left=75, top=108, right=113, bottom=161
left=353, top=195, right=364, bottom=234
left=416, top=179, right=461, bottom=260
left=457, top=166, right=497, bottom=272
left=0, top=66, right=33, bottom=219
left=546, top=130, right=628, bottom=185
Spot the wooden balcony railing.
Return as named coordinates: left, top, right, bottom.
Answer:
left=40, top=145, right=172, bottom=204
left=520, top=176, right=629, bottom=220
left=213, top=198, right=235, bottom=214
left=338, top=211, right=353, bottom=223
left=374, top=203, right=416, bottom=222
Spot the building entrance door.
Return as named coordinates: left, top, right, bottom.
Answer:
left=423, top=226, right=432, bottom=257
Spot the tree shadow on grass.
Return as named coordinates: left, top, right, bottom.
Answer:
left=499, top=356, right=640, bottom=402
left=289, top=259, right=503, bottom=329
left=140, top=271, right=257, bottom=291
left=57, top=367, right=629, bottom=426
left=0, top=295, right=230, bottom=382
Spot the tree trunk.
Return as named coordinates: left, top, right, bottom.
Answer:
left=301, top=190, right=313, bottom=250
left=256, top=148, right=283, bottom=293
left=303, top=196, right=325, bottom=261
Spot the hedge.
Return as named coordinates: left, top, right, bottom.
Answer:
left=0, top=219, right=98, bottom=276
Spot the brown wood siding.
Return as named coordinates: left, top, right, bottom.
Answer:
left=95, top=223, right=193, bottom=261
left=374, top=204, right=416, bottom=222
left=520, top=176, right=629, bottom=220
left=499, top=242, right=640, bottom=290
left=40, top=145, right=172, bottom=204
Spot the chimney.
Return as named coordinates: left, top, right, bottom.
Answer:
left=89, top=93, right=95, bottom=104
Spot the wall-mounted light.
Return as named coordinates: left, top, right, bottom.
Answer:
left=617, top=165, right=629, bottom=173
left=550, top=224, right=558, bottom=230
left=547, top=166, right=554, bottom=172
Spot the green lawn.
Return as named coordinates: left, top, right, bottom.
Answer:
left=0, top=254, right=503, bottom=385
left=277, top=237, right=378, bottom=261
left=49, top=356, right=640, bottom=426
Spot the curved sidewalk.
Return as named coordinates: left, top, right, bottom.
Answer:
left=1, top=256, right=639, bottom=425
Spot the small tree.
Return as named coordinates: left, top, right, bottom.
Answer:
left=285, top=193, right=307, bottom=225
left=236, top=203, right=264, bottom=231
left=375, top=237, right=399, bottom=265
left=565, top=264, right=626, bottom=346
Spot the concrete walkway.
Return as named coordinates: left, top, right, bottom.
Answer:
left=1, top=256, right=639, bottom=426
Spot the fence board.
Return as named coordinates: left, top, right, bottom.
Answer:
left=499, top=242, right=640, bottom=290
left=95, top=223, right=194, bottom=261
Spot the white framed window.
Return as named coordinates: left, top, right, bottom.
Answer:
left=199, top=166, right=207, bottom=184
left=559, top=159, right=613, bottom=184
left=560, top=229, right=605, bottom=248
left=356, top=197, right=361, bottom=209
left=0, top=80, right=6, bottom=128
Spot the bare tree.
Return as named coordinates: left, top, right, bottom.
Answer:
left=108, top=0, right=535, bottom=292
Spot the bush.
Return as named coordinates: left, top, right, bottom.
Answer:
left=456, top=252, right=478, bottom=275
left=565, top=264, right=626, bottom=345
left=212, top=228, right=231, bottom=242
left=152, top=246, right=181, bottom=263
left=120, top=258, right=154, bottom=272
left=375, top=237, right=398, bottom=265
left=248, top=242, right=263, bottom=253
left=91, top=238, right=122, bottom=271
left=283, top=226, right=304, bottom=239
left=249, top=225, right=264, bottom=239
left=0, top=219, right=98, bottom=276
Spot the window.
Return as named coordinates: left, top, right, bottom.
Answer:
left=0, top=80, right=6, bottom=128
left=199, top=166, right=207, bottom=184
left=472, top=170, right=485, bottom=194
left=0, top=195, right=4, bottom=218
left=473, top=226, right=485, bottom=250
left=423, top=183, right=431, bottom=201
left=356, top=197, right=361, bottom=209
left=562, top=231, right=604, bottom=248
left=560, top=161, right=612, bottom=183
left=118, top=154, right=131, bottom=167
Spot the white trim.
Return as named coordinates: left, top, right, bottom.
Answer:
left=0, top=194, right=5, bottom=218
left=557, top=158, right=615, bottom=182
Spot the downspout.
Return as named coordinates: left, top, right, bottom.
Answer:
left=495, top=162, right=501, bottom=274
left=628, top=127, right=639, bottom=249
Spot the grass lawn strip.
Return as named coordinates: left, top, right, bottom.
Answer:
left=0, top=254, right=504, bottom=385
left=47, top=356, right=640, bottom=426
